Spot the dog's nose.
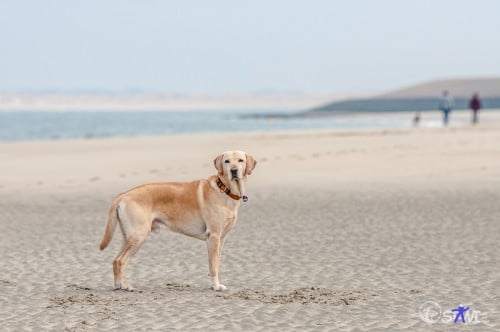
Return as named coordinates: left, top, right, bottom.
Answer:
left=231, top=169, right=238, bottom=177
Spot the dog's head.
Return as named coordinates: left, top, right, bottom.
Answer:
left=213, top=150, right=257, bottom=182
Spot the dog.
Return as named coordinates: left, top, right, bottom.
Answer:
left=99, top=150, right=256, bottom=291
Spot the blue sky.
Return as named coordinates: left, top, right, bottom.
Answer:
left=1, top=0, right=499, bottom=93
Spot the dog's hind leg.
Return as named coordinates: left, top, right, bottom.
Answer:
left=112, top=201, right=150, bottom=290
left=113, top=241, right=129, bottom=290
left=114, top=233, right=148, bottom=290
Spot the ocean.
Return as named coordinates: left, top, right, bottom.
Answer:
left=0, top=110, right=411, bottom=142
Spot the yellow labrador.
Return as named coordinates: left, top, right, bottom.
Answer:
left=99, top=151, right=256, bottom=291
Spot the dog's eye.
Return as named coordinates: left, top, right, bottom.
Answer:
left=224, top=160, right=230, bottom=163
left=238, top=159, right=244, bottom=163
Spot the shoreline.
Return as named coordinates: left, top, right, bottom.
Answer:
left=2, top=109, right=500, bottom=143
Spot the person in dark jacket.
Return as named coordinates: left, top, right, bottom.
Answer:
left=469, top=93, right=481, bottom=124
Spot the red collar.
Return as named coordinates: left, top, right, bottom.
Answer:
left=216, top=177, right=248, bottom=202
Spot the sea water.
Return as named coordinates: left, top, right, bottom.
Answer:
left=0, top=110, right=410, bottom=142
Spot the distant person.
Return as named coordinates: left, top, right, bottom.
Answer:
left=438, top=90, right=454, bottom=126
left=413, top=111, right=421, bottom=126
left=469, top=93, right=481, bottom=124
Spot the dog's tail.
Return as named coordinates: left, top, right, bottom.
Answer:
left=99, top=197, right=121, bottom=251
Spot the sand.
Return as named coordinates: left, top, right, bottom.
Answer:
left=0, top=91, right=350, bottom=112
left=1, top=116, right=500, bottom=330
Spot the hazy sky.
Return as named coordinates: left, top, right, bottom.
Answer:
left=1, top=0, right=499, bottom=94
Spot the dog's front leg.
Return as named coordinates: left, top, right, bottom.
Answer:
left=206, top=233, right=227, bottom=291
left=219, top=235, right=226, bottom=261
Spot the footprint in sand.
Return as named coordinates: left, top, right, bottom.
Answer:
left=289, top=154, right=305, bottom=161
left=0, top=279, right=15, bottom=286
left=216, top=287, right=369, bottom=306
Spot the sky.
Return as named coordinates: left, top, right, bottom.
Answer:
left=1, top=0, right=499, bottom=94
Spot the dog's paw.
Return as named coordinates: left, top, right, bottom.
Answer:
left=114, top=284, right=134, bottom=291
left=211, top=284, right=228, bottom=291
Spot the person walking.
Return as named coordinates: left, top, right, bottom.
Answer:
left=413, top=111, right=421, bottom=127
left=438, top=90, right=454, bottom=126
left=469, top=93, right=481, bottom=125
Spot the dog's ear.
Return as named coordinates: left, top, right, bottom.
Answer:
left=213, top=154, right=224, bottom=175
left=245, top=153, right=257, bottom=175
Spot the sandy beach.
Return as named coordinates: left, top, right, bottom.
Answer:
left=1, top=117, right=500, bottom=330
